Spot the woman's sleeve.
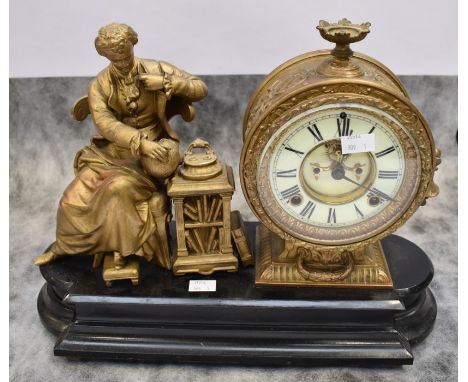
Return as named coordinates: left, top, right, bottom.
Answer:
left=160, top=61, right=208, bottom=102
left=88, top=78, right=144, bottom=150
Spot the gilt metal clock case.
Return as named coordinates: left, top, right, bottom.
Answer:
left=240, top=20, right=440, bottom=287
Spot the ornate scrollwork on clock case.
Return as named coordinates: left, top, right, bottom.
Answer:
left=296, top=248, right=355, bottom=282
left=254, top=224, right=392, bottom=287
left=241, top=82, right=436, bottom=253
left=244, top=52, right=407, bottom=137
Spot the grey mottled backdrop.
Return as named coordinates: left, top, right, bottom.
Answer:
left=10, top=75, right=457, bottom=381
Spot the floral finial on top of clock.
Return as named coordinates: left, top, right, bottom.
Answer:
left=317, top=19, right=371, bottom=44
left=317, top=19, right=371, bottom=77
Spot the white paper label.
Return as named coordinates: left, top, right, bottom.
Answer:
left=188, top=280, right=217, bottom=292
left=340, top=134, right=375, bottom=154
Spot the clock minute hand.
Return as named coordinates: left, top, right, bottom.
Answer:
left=341, top=174, right=395, bottom=202
left=331, top=164, right=395, bottom=202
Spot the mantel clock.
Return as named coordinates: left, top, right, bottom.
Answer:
left=240, top=19, right=441, bottom=288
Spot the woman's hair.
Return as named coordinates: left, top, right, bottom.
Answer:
left=95, top=23, right=138, bottom=56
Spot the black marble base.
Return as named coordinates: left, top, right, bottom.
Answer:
left=37, top=223, right=436, bottom=366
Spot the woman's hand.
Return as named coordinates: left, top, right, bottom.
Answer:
left=140, top=139, right=168, bottom=161
left=137, top=74, right=164, bottom=91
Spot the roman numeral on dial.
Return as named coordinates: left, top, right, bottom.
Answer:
left=337, top=112, right=353, bottom=137
left=370, top=187, right=393, bottom=201
left=327, top=208, right=337, bottom=224
left=354, top=204, right=364, bottom=218
left=378, top=170, right=399, bottom=179
left=280, top=185, right=300, bottom=199
left=368, top=125, right=376, bottom=134
left=376, top=146, right=396, bottom=158
left=284, top=144, right=304, bottom=157
left=276, top=169, right=297, bottom=178
left=307, top=124, right=323, bottom=142
left=299, top=201, right=316, bottom=219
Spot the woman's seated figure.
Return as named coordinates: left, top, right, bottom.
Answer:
left=34, top=23, right=208, bottom=269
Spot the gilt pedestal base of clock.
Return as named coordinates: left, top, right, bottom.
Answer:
left=37, top=222, right=436, bottom=365
left=255, top=225, right=394, bottom=288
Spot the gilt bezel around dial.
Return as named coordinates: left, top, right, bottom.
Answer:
left=240, top=82, right=436, bottom=250
left=258, top=102, right=419, bottom=245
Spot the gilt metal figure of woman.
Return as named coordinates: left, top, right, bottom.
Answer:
left=34, top=23, right=208, bottom=271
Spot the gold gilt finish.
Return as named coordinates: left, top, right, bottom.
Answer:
left=180, top=139, right=223, bottom=180
left=256, top=225, right=391, bottom=288
left=257, top=103, right=421, bottom=246
left=103, top=255, right=140, bottom=287
left=240, top=19, right=441, bottom=288
left=316, top=19, right=371, bottom=78
left=299, top=138, right=378, bottom=205
left=34, top=23, right=208, bottom=286
left=231, top=210, right=255, bottom=267
left=168, top=139, right=238, bottom=275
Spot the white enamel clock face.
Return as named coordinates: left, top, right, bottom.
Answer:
left=257, top=103, right=421, bottom=244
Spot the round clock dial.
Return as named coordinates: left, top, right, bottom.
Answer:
left=257, top=103, right=421, bottom=245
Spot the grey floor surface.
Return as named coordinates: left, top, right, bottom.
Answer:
left=10, top=74, right=457, bottom=381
